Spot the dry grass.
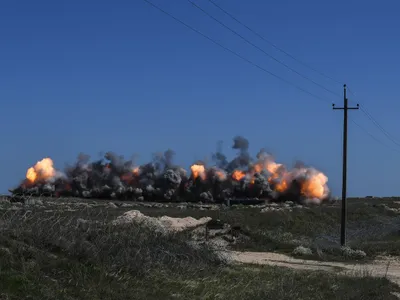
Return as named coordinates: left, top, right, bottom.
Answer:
left=0, top=204, right=400, bottom=299
left=123, top=198, right=400, bottom=261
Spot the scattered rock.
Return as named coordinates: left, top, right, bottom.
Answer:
left=82, top=191, right=91, bottom=198
left=48, top=253, right=58, bottom=259
left=112, top=210, right=211, bottom=233
left=9, top=205, right=22, bottom=211
left=341, top=246, right=366, bottom=259
left=293, top=246, right=313, bottom=256
left=107, top=202, right=118, bottom=209
left=24, top=198, right=43, bottom=206
left=281, top=232, right=294, bottom=240
left=158, top=215, right=211, bottom=232
left=373, top=204, right=400, bottom=213
left=386, top=206, right=400, bottom=213
left=261, top=207, right=282, bottom=213
left=208, top=237, right=230, bottom=249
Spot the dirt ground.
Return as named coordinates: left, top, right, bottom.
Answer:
left=227, top=250, right=400, bottom=286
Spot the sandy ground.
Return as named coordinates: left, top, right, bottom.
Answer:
left=226, top=251, right=400, bottom=286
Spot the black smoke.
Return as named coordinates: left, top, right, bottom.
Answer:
left=10, top=136, right=330, bottom=204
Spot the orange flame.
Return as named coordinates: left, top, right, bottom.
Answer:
left=265, top=161, right=282, bottom=175
left=232, top=170, right=245, bottom=181
left=215, top=170, right=227, bottom=181
left=265, top=160, right=286, bottom=189
left=275, top=178, right=289, bottom=192
left=300, top=171, right=328, bottom=199
left=263, top=156, right=329, bottom=200
left=26, top=158, right=56, bottom=183
left=252, top=163, right=263, bottom=174
left=120, top=166, right=140, bottom=184
left=191, top=164, right=206, bottom=180
left=132, top=167, right=140, bottom=176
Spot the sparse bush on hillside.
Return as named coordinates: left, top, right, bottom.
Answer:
left=293, top=246, right=313, bottom=256
left=0, top=210, right=225, bottom=277
left=1, top=207, right=400, bottom=299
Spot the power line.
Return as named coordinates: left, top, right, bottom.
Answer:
left=349, top=87, right=400, bottom=148
left=142, top=0, right=330, bottom=103
left=346, top=87, right=357, bottom=97
left=350, top=117, right=400, bottom=154
left=143, top=0, right=398, bottom=160
left=145, top=0, right=399, bottom=156
left=346, top=87, right=361, bottom=107
left=345, top=86, right=400, bottom=150
left=360, top=107, right=400, bottom=148
left=206, top=0, right=343, bottom=85
left=186, top=0, right=341, bottom=98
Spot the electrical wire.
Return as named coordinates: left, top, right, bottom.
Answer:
left=186, top=0, right=341, bottom=98
left=349, top=117, right=400, bottom=154
left=206, top=0, right=343, bottom=85
left=143, top=0, right=400, bottom=157
left=360, top=107, right=400, bottom=147
left=345, top=87, right=400, bottom=150
left=142, top=0, right=331, bottom=104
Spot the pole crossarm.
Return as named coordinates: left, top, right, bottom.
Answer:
left=333, top=105, right=360, bottom=110
left=333, top=84, right=359, bottom=246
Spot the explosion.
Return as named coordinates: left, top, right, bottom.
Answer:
left=300, top=170, right=329, bottom=200
left=11, top=136, right=331, bottom=204
left=232, top=170, right=245, bottom=181
left=25, top=158, right=56, bottom=184
left=190, top=164, right=206, bottom=180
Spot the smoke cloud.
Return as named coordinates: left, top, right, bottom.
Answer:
left=11, top=136, right=331, bottom=204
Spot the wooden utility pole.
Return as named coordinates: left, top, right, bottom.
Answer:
left=333, top=84, right=359, bottom=246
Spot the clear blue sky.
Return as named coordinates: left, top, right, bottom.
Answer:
left=1, top=0, right=399, bottom=197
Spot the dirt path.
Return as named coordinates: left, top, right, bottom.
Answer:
left=226, top=251, right=400, bottom=286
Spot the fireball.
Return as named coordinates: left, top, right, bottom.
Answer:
left=190, top=164, right=206, bottom=180
left=232, top=170, right=245, bottom=181
left=132, top=166, right=140, bottom=176
left=252, top=163, right=263, bottom=173
left=300, top=171, right=329, bottom=199
left=275, top=178, right=289, bottom=192
left=265, top=161, right=282, bottom=175
left=17, top=136, right=331, bottom=204
left=26, top=158, right=56, bottom=183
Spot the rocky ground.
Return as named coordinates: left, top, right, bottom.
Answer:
left=1, top=195, right=400, bottom=299
left=1, top=195, right=400, bottom=261
left=0, top=194, right=313, bottom=213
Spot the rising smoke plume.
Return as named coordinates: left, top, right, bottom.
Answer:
left=11, top=136, right=330, bottom=204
